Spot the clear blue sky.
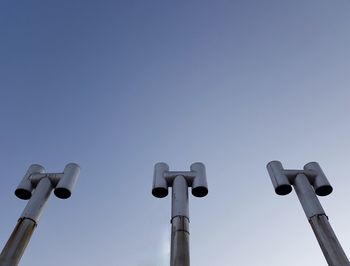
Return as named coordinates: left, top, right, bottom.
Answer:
left=1, top=0, right=350, bottom=265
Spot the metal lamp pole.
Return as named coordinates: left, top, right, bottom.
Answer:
left=0, top=163, right=80, bottom=266
left=152, top=162, right=208, bottom=266
left=267, top=161, right=350, bottom=266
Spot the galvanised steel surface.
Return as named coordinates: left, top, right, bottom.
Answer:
left=152, top=162, right=208, bottom=266
left=0, top=219, right=36, bottom=266
left=267, top=161, right=350, bottom=266
left=0, top=163, right=80, bottom=266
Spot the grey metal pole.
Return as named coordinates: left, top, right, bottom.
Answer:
left=267, top=161, right=350, bottom=266
left=170, top=176, right=190, bottom=266
left=0, top=219, right=36, bottom=266
left=293, top=173, right=349, bottom=266
left=0, top=163, right=80, bottom=266
left=152, top=163, right=208, bottom=266
left=0, top=178, right=53, bottom=265
left=310, top=215, right=349, bottom=266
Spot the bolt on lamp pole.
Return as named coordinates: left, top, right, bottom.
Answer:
left=267, top=161, right=350, bottom=266
left=152, top=162, right=208, bottom=266
left=0, top=163, right=80, bottom=266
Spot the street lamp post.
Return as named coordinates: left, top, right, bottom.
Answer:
left=0, top=163, right=80, bottom=266
left=152, top=162, right=208, bottom=266
left=267, top=161, right=350, bottom=266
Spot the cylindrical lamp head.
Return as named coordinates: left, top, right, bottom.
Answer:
left=152, top=162, right=169, bottom=198
left=304, top=162, right=332, bottom=196
left=54, top=163, right=80, bottom=199
left=190, top=162, right=208, bottom=197
left=267, top=161, right=292, bottom=195
left=15, top=164, right=45, bottom=200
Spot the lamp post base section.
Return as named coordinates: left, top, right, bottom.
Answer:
left=309, top=215, right=350, bottom=266
left=0, top=218, right=37, bottom=266
left=170, top=216, right=190, bottom=266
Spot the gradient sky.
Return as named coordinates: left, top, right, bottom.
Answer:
left=1, top=1, right=350, bottom=265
